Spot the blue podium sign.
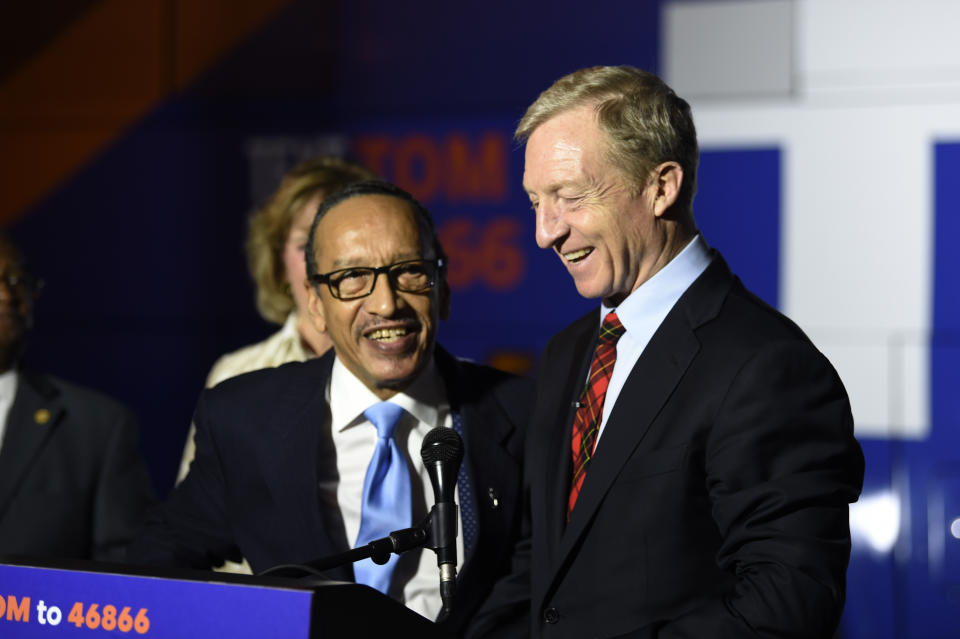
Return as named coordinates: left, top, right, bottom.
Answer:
left=0, top=563, right=313, bottom=638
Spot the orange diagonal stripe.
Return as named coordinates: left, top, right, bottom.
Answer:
left=0, top=0, right=292, bottom=225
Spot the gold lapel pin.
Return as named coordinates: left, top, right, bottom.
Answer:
left=34, top=409, right=51, bottom=425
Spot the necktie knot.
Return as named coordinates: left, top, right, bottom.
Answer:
left=598, top=311, right=625, bottom=346
left=364, top=402, right=406, bottom=440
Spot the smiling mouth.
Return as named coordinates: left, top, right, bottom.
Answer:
left=561, top=247, right=593, bottom=263
left=366, top=326, right=414, bottom=343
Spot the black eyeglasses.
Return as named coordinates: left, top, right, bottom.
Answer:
left=310, top=258, right=443, bottom=301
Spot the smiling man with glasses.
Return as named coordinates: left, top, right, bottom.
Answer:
left=131, top=180, right=531, bottom=635
left=303, top=182, right=450, bottom=400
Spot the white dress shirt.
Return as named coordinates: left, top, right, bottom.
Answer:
left=0, top=369, right=18, bottom=453
left=325, top=355, right=464, bottom=621
left=596, top=234, right=713, bottom=444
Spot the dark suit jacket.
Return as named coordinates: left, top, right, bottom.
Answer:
left=472, top=254, right=864, bottom=639
left=129, top=346, right=531, bottom=634
left=0, top=371, right=156, bottom=562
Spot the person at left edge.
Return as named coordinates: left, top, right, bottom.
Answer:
left=129, top=180, right=531, bottom=633
left=0, top=232, right=156, bottom=562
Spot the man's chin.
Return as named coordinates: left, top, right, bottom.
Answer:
left=572, top=279, right=606, bottom=301
left=365, top=358, right=426, bottom=392
left=571, top=277, right=627, bottom=305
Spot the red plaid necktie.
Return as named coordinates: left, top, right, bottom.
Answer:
left=567, top=311, right=625, bottom=519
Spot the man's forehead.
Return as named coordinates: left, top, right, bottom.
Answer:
left=321, top=193, right=415, bottom=226
left=522, top=108, right=606, bottom=191
left=315, top=194, right=429, bottom=264
left=527, top=138, right=586, bottom=171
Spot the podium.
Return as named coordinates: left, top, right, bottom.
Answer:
left=0, top=558, right=452, bottom=638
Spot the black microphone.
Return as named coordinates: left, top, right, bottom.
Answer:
left=420, top=426, right=464, bottom=618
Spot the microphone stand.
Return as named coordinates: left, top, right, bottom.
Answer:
left=426, top=502, right=457, bottom=621
left=260, top=425, right=463, bottom=622
left=259, top=507, right=455, bottom=619
left=258, top=512, right=434, bottom=579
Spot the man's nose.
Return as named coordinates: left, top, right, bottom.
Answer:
left=364, top=271, right=399, bottom=316
left=534, top=201, right=566, bottom=250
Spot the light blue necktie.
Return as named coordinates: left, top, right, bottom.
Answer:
left=353, top=402, right=412, bottom=595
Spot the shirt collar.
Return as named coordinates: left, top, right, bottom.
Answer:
left=0, top=369, right=18, bottom=402
left=602, top=234, right=713, bottom=330
left=328, top=353, right=447, bottom=433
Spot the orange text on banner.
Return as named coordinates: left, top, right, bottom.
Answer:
left=0, top=594, right=30, bottom=622
left=438, top=217, right=525, bottom=291
left=354, top=132, right=508, bottom=204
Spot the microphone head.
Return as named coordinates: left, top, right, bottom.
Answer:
left=421, top=427, right=464, bottom=466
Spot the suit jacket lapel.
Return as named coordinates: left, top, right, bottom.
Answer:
left=435, top=347, right=514, bottom=564
left=553, top=255, right=735, bottom=575
left=434, top=346, right=529, bottom=631
left=457, top=393, right=508, bottom=558
left=535, top=312, right=598, bottom=558
left=255, top=354, right=339, bottom=558
left=558, top=314, right=700, bottom=554
left=0, top=372, right=64, bottom=520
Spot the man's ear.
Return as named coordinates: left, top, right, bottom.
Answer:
left=651, top=161, right=683, bottom=218
left=306, top=286, right=327, bottom=334
left=438, top=280, right=451, bottom=321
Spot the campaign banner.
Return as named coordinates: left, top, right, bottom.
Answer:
left=0, top=563, right=313, bottom=638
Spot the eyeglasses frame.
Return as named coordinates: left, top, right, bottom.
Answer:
left=309, top=257, right=444, bottom=301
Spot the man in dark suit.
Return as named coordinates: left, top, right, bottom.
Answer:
left=471, top=66, right=864, bottom=638
left=130, top=181, right=530, bottom=634
left=0, top=233, right=156, bottom=562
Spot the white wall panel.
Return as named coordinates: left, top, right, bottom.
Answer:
left=665, top=0, right=960, bottom=437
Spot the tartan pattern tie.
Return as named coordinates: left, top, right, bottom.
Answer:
left=567, top=311, right=625, bottom=519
